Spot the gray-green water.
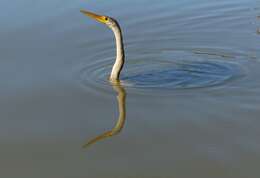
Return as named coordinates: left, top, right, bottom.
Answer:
left=1, top=0, right=260, bottom=177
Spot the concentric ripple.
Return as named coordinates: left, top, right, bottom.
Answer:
left=75, top=0, right=252, bottom=95
left=78, top=49, right=243, bottom=94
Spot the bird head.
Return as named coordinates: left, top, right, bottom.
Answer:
left=80, top=9, right=117, bottom=29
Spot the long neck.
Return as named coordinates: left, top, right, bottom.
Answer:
left=109, top=23, right=125, bottom=81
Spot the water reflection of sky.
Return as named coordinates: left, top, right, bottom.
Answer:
left=1, top=0, right=258, bottom=30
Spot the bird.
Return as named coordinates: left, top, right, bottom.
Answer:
left=80, top=10, right=127, bottom=147
left=80, top=10, right=233, bottom=89
left=80, top=10, right=125, bottom=82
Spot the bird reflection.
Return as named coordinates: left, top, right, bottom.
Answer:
left=83, top=80, right=126, bottom=148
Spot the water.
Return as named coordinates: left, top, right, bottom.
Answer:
left=1, top=0, right=260, bottom=177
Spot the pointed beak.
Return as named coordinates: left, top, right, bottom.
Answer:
left=80, top=9, right=107, bottom=24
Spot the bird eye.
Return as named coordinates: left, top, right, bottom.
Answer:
left=105, top=17, right=108, bottom=21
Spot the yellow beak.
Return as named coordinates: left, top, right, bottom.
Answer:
left=80, top=9, right=107, bottom=24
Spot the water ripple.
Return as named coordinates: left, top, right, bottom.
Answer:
left=77, top=48, right=243, bottom=95
left=75, top=0, right=251, bottom=95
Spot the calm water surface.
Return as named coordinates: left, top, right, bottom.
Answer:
left=1, top=0, right=260, bottom=177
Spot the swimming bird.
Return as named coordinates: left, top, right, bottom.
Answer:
left=80, top=10, right=236, bottom=89
left=80, top=10, right=125, bottom=81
